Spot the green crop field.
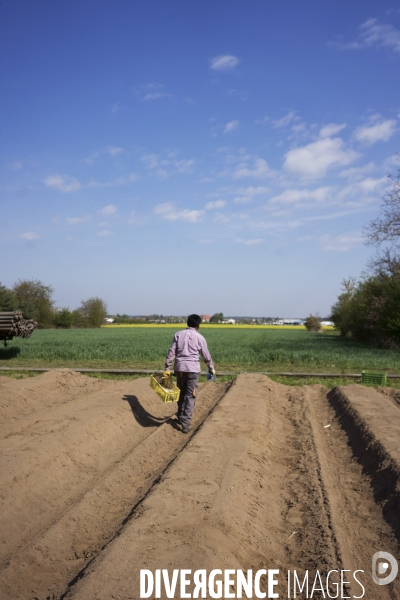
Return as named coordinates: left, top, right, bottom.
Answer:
left=1, top=326, right=400, bottom=373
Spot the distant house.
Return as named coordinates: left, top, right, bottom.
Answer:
left=273, top=319, right=304, bottom=326
left=222, top=319, right=236, bottom=325
left=201, top=315, right=211, bottom=323
left=105, top=318, right=115, bottom=323
left=320, top=320, right=334, bottom=327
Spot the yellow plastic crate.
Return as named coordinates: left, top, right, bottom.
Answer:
left=150, top=374, right=180, bottom=403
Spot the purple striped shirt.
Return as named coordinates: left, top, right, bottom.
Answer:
left=165, top=327, right=215, bottom=373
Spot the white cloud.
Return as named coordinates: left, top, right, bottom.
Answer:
left=235, top=238, right=263, bottom=246
left=335, top=18, right=400, bottom=54
left=142, top=154, right=159, bottom=170
left=214, top=212, right=248, bottom=223
left=85, top=147, right=125, bottom=164
left=269, top=186, right=332, bottom=205
left=97, top=230, right=112, bottom=237
left=135, top=83, right=173, bottom=101
left=87, top=174, right=138, bottom=188
left=99, top=204, right=118, bottom=217
left=234, top=185, right=269, bottom=204
left=88, top=179, right=113, bottom=188
left=272, top=111, right=299, bottom=128
left=66, top=215, right=92, bottom=225
left=205, top=199, right=226, bottom=210
left=210, top=55, right=239, bottom=71
left=289, top=122, right=309, bottom=140
left=233, top=197, right=252, bottom=204
left=20, top=232, right=39, bottom=241
left=265, top=177, right=382, bottom=214
left=254, top=209, right=365, bottom=233
left=141, top=153, right=195, bottom=178
left=338, top=176, right=387, bottom=204
left=154, top=203, right=205, bottom=223
left=284, top=137, right=358, bottom=178
left=44, top=174, right=81, bottom=193
left=106, top=146, right=124, bottom=156
left=233, top=157, right=272, bottom=179
left=354, top=119, right=397, bottom=144
left=319, top=123, right=347, bottom=138
left=128, top=210, right=147, bottom=225
left=143, top=92, right=172, bottom=101
left=174, top=159, right=195, bottom=174
left=317, top=233, right=364, bottom=252
left=357, top=176, right=387, bottom=194
left=224, top=120, right=239, bottom=133
left=8, top=161, right=23, bottom=170
left=85, top=152, right=100, bottom=165
left=339, top=162, right=375, bottom=179
left=361, top=18, right=400, bottom=53
left=228, top=88, right=247, bottom=100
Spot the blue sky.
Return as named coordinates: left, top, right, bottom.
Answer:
left=1, top=0, right=400, bottom=317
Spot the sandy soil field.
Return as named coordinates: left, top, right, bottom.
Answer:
left=0, top=370, right=399, bottom=600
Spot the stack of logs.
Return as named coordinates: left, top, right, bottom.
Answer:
left=0, top=311, right=38, bottom=340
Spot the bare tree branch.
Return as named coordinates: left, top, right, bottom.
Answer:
left=341, top=276, right=357, bottom=295
left=366, top=248, right=400, bottom=276
left=363, top=155, right=400, bottom=274
left=363, top=158, right=400, bottom=245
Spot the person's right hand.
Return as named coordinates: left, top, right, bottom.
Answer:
left=163, top=370, right=171, bottom=378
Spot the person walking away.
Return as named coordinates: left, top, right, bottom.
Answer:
left=163, top=314, right=215, bottom=433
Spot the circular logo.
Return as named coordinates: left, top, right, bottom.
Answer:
left=372, top=552, right=398, bottom=585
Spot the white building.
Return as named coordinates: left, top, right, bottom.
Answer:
left=273, top=319, right=304, bottom=326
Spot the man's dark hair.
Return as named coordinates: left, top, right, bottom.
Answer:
left=187, top=314, right=202, bottom=328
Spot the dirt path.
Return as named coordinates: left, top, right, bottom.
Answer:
left=65, top=375, right=399, bottom=600
left=1, top=372, right=399, bottom=600
left=0, top=371, right=230, bottom=600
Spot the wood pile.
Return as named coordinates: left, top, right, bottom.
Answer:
left=0, top=311, right=38, bottom=341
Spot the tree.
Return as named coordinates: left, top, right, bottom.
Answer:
left=304, top=315, right=321, bottom=332
left=209, top=312, right=224, bottom=323
left=331, top=157, right=400, bottom=349
left=71, top=308, right=87, bottom=328
left=78, top=297, right=107, bottom=328
left=0, top=283, right=17, bottom=312
left=331, top=273, right=400, bottom=348
left=331, top=277, right=357, bottom=337
left=54, top=307, right=74, bottom=329
left=12, top=279, right=55, bottom=327
left=364, top=157, right=400, bottom=274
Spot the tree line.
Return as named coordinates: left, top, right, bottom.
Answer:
left=331, top=159, right=400, bottom=349
left=0, top=280, right=107, bottom=328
